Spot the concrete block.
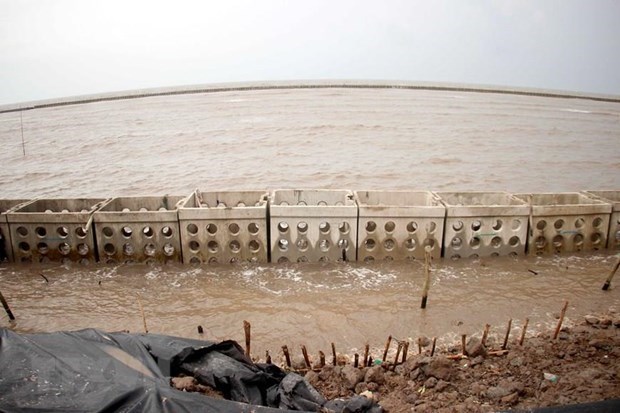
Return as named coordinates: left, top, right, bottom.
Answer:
left=270, top=190, right=357, bottom=263
left=355, top=190, right=445, bottom=262
left=515, top=192, right=612, bottom=255
left=7, top=198, right=107, bottom=264
left=94, top=196, right=184, bottom=264
left=434, top=192, right=530, bottom=259
left=178, top=190, right=269, bottom=264
left=583, top=190, right=620, bottom=250
left=0, top=199, right=31, bottom=263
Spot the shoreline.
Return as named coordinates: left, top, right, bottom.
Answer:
left=1, top=80, right=619, bottom=114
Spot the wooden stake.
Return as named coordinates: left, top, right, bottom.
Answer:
left=363, top=344, right=369, bottom=367
left=266, top=350, right=272, bottom=364
left=319, top=351, right=326, bottom=367
left=502, top=319, right=512, bottom=350
left=602, top=255, right=620, bottom=290
left=331, top=342, right=337, bottom=366
left=282, top=345, right=291, bottom=368
left=553, top=300, right=569, bottom=340
left=430, top=337, right=437, bottom=357
left=401, top=341, right=409, bottom=363
left=301, top=345, right=311, bottom=369
left=367, top=355, right=373, bottom=366
left=354, top=353, right=359, bottom=368
left=382, top=335, right=392, bottom=362
left=417, top=337, right=422, bottom=354
left=519, top=318, right=529, bottom=346
left=197, top=325, right=204, bottom=335
left=243, top=320, right=251, bottom=358
left=0, top=289, right=15, bottom=321
left=481, top=324, right=491, bottom=346
left=393, top=342, right=402, bottom=367
left=421, top=246, right=432, bottom=309
left=137, top=295, right=148, bottom=333
left=461, top=334, right=468, bottom=356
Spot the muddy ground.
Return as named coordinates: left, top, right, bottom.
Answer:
left=173, top=311, right=619, bottom=412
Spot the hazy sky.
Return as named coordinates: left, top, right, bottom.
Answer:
left=1, top=0, right=619, bottom=104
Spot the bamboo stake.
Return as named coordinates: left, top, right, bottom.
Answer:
left=137, top=295, right=148, bottom=333
left=319, top=351, right=326, bottom=367
left=401, top=341, right=409, bottom=363
left=382, top=335, right=392, bottom=362
left=481, top=324, right=491, bottom=346
left=244, top=320, right=251, bottom=358
left=430, top=337, right=437, bottom=357
left=266, top=350, right=272, bottom=364
left=0, top=289, right=15, bottom=321
left=417, top=337, right=422, bottom=354
left=421, top=246, right=432, bottom=308
left=461, top=334, right=468, bottom=356
left=282, top=345, right=291, bottom=368
left=363, top=344, right=369, bottom=367
left=502, top=319, right=512, bottom=350
left=602, top=255, right=620, bottom=291
left=519, top=318, right=529, bottom=346
left=301, top=345, right=311, bottom=369
left=553, top=300, right=569, bottom=340
left=354, top=353, right=359, bottom=368
left=331, top=342, right=337, bottom=366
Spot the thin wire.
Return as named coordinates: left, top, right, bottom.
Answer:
left=20, top=111, right=26, bottom=156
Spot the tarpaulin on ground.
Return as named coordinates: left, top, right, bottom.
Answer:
left=0, top=328, right=381, bottom=413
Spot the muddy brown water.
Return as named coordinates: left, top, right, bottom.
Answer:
left=1, top=86, right=619, bottom=358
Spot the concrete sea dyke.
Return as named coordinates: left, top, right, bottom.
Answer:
left=1, top=190, right=618, bottom=265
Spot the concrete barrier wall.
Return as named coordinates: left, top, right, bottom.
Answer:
left=0, top=189, right=616, bottom=265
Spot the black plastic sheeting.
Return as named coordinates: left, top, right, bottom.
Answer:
left=0, top=328, right=381, bottom=413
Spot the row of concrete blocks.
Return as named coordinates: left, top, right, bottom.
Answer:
left=0, top=190, right=618, bottom=265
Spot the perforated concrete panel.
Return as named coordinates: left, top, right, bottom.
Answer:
left=584, top=190, right=620, bottom=250
left=435, top=192, right=530, bottom=260
left=270, top=190, right=357, bottom=263
left=516, top=193, right=612, bottom=255
left=0, top=199, right=30, bottom=263
left=178, top=190, right=269, bottom=264
left=355, top=191, right=445, bottom=262
left=94, top=196, right=184, bottom=264
left=7, top=198, right=107, bottom=264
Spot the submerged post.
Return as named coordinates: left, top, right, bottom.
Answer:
left=331, top=342, right=337, bottom=366
left=519, top=318, right=529, bottom=346
left=430, top=337, right=437, bottom=357
left=502, top=319, right=512, bottom=350
left=382, top=335, right=392, bottom=362
left=602, top=255, right=620, bottom=291
left=421, top=246, right=432, bottom=309
left=363, top=344, right=369, bottom=367
left=282, top=345, right=291, bottom=368
left=481, top=324, right=491, bottom=346
left=0, top=289, right=15, bottom=321
left=244, top=320, right=251, bottom=359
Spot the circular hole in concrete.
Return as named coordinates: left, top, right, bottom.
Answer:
left=405, top=238, right=416, bottom=250
left=144, top=243, right=156, bottom=256
left=103, top=227, right=113, bottom=237
left=296, top=238, right=308, bottom=251
left=104, top=243, right=116, bottom=255
left=121, top=226, right=133, bottom=238
left=143, top=226, right=154, bottom=238
left=35, top=227, right=47, bottom=237
left=278, top=222, right=289, bottom=233
left=471, top=220, right=482, bottom=231
left=575, top=218, right=585, bottom=229
left=249, top=240, right=260, bottom=252
left=36, top=242, right=48, bottom=254
left=319, top=222, right=330, bottom=234
left=493, top=219, right=503, bottom=231
left=207, top=241, right=219, bottom=253
left=591, top=233, right=602, bottom=245
left=553, top=235, right=564, bottom=249
left=189, top=241, right=200, bottom=252
left=57, top=226, right=69, bottom=238
left=208, top=257, right=218, bottom=264
left=319, top=239, right=330, bottom=252
left=123, top=243, right=134, bottom=256
left=297, top=256, right=308, bottom=263
left=535, top=236, right=547, bottom=249
left=554, top=219, right=564, bottom=230
left=365, top=221, right=376, bottom=233
left=451, top=255, right=461, bottom=261
left=319, top=256, right=329, bottom=262
left=451, top=237, right=462, bottom=249
left=166, top=245, right=177, bottom=258
left=424, top=239, right=436, bottom=249
left=384, top=221, right=396, bottom=233
left=248, top=223, right=259, bottom=234
left=452, top=221, right=463, bottom=232
left=229, top=223, right=240, bottom=235
left=17, top=226, right=28, bottom=237
left=491, top=236, right=502, bottom=248
left=509, top=236, right=520, bottom=247
left=75, top=227, right=87, bottom=238
left=470, top=237, right=480, bottom=249
left=383, top=239, right=395, bottom=250
left=161, top=226, right=173, bottom=238
left=187, top=224, right=198, bottom=235
left=593, top=217, right=603, bottom=228
left=512, top=219, right=521, bottom=231
left=429, top=222, right=437, bottom=233
left=58, top=242, right=71, bottom=255
left=77, top=243, right=89, bottom=256
left=338, top=239, right=349, bottom=249
left=278, top=239, right=289, bottom=251
left=339, top=222, right=350, bottom=234
left=407, top=221, right=419, bottom=233
left=206, top=224, right=218, bottom=235
left=384, top=256, right=394, bottom=261
left=364, top=238, right=376, bottom=250
left=229, top=240, right=240, bottom=252
left=297, top=222, right=308, bottom=233
left=574, top=234, right=584, bottom=245
left=536, top=220, right=547, bottom=230
left=364, top=256, right=375, bottom=263
left=190, top=257, right=201, bottom=264
left=277, top=257, right=289, bottom=264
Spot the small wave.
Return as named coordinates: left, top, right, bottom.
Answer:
left=561, top=108, right=591, bottom=114
left=428, top=157, right=462, bottom=165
